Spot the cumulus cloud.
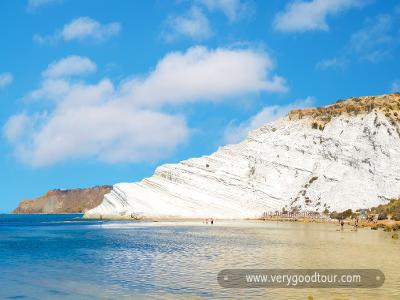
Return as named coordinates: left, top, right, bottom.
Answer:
left=224, top=97, right=314, bottom=144
left=3, top=46, right=287, bottom=167
left=163, top=6, right=212, bottom=42
left=0, top=72, right=13, bottom=88
left=42, top=56, right=97, bottom=78
left=274, top=0, right=365, bottom=32
left=163, top=0, right=251, bottom=42
left=4, top=78, right=188, bottom=166
left=62, top=17, right=121, bottom=42
left=120, top=46, right=288, bottom=108
left=3, top=114, right=31, bottom=143
left=27, top=0, right=61, bottom=11
left=34, top=17, right=121, bottom=44
left=199, top=0, right=252, bottom=22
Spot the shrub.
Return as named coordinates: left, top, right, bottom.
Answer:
left=392, top=224, right=400, bottom=231
left=383, top=225, right=392, bottom=232
left=290, top=206, right=300, bottom=214
left=369, top=198, right=400, bottom=219
left=330, top=209, right=354, bottom=220
left=309, top=176, right=318, bottom=184
left=342, top=209, right=353, bottom=219
left=378, top=211, right=388, bottom=220
left=330, top=211, right=343, bottom=220
left=392, top=212, right=400, bottom=221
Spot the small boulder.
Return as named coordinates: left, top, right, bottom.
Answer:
left=392, top=233, right=399, bottom=240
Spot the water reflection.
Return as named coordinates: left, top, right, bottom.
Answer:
left=0, top=216, right=399, bottom=299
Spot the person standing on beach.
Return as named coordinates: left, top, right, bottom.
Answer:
left=340, top=219, right=344, bottom=230
left=354, top=217, right=359, bottom=230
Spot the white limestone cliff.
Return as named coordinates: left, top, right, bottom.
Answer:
left=85, top=94, right=400, bottom=219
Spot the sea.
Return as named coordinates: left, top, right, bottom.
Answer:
left=0, top=214, right=399, bottom=299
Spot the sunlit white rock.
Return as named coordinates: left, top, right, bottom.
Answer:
left=85, top=103, right=400, bottom=219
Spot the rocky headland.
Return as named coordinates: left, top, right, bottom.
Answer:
left=13, top=186, right=112, bottom=214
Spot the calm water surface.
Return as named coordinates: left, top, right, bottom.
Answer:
left=0, top=214, right=399, bottom=299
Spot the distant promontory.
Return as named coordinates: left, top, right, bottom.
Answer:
left=13, top=186, right=112, bottom=214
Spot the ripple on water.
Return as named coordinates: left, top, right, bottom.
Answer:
left=0, top=216, right=399, bottom=299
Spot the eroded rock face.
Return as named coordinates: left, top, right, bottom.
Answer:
left=13, top=186, right=112, bottom=214
left=85, top=94, right=400, bottom=219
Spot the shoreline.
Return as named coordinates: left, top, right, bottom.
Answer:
left=260, top=216, right=400, bottom=237
left=4, top=213, right=400, bottom=238
left=6, top=213, right=400, bottom=231
left=86, top=214, right=400, bottom=236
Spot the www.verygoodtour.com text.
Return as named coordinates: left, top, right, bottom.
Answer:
left=218, top=269, right=384, bottom=288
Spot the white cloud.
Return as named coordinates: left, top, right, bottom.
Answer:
left=4, top=46, right=287, bottom=166
left=42, top=56, right=97, bottom=78
left=163, top=6, right=212, bottom=42
left=316, top=57, right=348, bottom=70
left=3, top=114, right=31, bottom=143
left=62, top=17, right=121, bottom=42
left=224, top=97, right=314, bottom=144
left=119, top=46, right=288, bottom=108
left=318, top=13, right=398, bottom=69
left=0, top=72, right=13, bottom=88
left=199, top=0, right=251, bottom=22
left=4, top=78, right=189, bottom=166
left=33, top=34, right=55, bottom=44
left=28, top=79, right=71, bottom=102
left=349, top=14, right=394, bottom=62
left=162, top=0, right=251, bottom=42
left=274, top=0, right=364, bottom=32
left=27, top=0, right=61, bottom=10
left=34, top=17, right=121, bottom=44
left=391, top=80, right=400, bottom=93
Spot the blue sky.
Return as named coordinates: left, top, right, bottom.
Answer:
left=1, top=0, right=399, bottom=212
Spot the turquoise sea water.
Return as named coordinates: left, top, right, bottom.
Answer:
left=0, top=214, right=399, bottom=299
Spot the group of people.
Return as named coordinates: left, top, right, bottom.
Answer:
left=204, top=218, right=214, bottom=225
left=338, top=217, right=359, bottom=231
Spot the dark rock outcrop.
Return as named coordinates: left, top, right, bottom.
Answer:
left=13, top=186, right=112, bottom=214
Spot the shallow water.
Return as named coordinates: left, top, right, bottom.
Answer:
left=0, top=214, right=399, bottom=299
